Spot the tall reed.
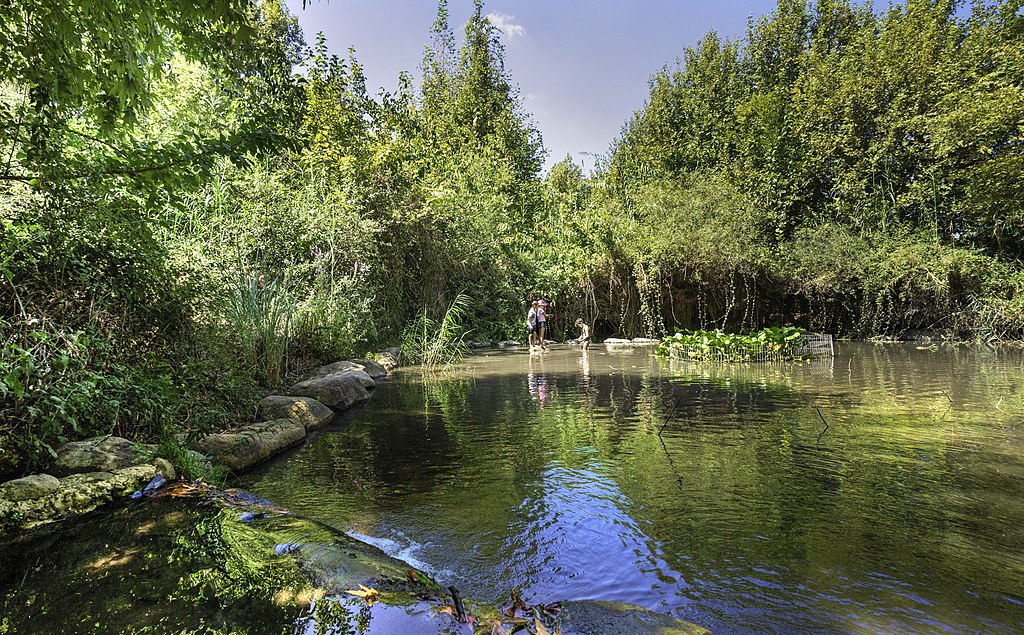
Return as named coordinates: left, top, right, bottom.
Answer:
left=226, top=270, right=293, bottom=384
left=402, top=293, right=470, bottom=367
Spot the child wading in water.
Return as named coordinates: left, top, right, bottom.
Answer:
left=574, top=318, right=591, bottom=349
left=526, top=301, right=539, bottom=347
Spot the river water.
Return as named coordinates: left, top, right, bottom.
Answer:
left=238, top=343, right=1024, bottom=634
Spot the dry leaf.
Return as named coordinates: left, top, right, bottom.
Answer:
left=343, top=584, right=379, bottom=606
left=533, top=618, right=550, bottom=635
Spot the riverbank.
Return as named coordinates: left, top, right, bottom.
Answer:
left=0, top=349, right=401, bottom=537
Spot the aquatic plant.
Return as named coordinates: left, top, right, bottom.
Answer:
left=401, top=293, right=471, bottom=367
left=656, top=327, right=806, bottom=363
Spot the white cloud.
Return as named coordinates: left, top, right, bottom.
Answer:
left=486, top=12, right=526, bottom=40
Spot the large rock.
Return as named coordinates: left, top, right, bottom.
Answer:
left=304, top=361, right=376, bottom=389
left=497, top=340, right=521, bottom=349
left=192, top=419, right=306, bottom=473
left=559, top=600, right=712, bottom=635
left=0, top=474, right=60, bottom=501
left=376, top=347, right=401, bottom=372
left=289, top=372, right=372, bottom=411
left=54, top=436, right=152, bottom=475
left=257, top=395, right=335, bottom=432
left=351, top=358, right=387, bottom=381
left=0, top=463, right=161, bottom=534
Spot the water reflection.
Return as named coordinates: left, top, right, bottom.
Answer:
left=239, top=344, right=1024, bottom=634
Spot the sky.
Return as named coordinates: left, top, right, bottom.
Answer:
left=282, top=1, right=787, bottom=172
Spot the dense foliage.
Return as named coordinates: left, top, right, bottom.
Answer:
left=2, top=0, right=1023, bottom=473
left=580, top=0, right=1024, bottom=339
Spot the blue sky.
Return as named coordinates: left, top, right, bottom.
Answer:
left=283, top=1, right=789, bottom=171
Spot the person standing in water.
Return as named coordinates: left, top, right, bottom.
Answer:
left=574, top=318, right=591, bottom=349
left=537, top=300, right=549, bottom=349
left=526, top=300, right=539, bottom=347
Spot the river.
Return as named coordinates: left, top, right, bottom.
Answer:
left=235, top=342, right=1024, bottom=634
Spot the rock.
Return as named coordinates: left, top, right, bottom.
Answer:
left=559, top=600, right=712, bottom=635
left=258, top=395, right=335, bottom=432
left=303, top=362, right=376, bottom=389
left=54, top=436, right=152, bottom=476
left=0, top=463, right=160, bottom=534
left=306, top=360, right=363, bottom=380
left=289, top=372, right=372, bottom=411
left=465, top=340, right=492, bottom=349
left=152, top=458, right=176, bottom=481
left=192, top=419, right=306, bottom=473
left=351, top=358, right=388, bottom=381
left=0, top=474, right=60, bottom=501
left=603, top=338, right=633, bottom=345
left=376, top=347, right=401, bottom=372
left=497, top=340, right=521, bottom=348
left=631, top=337, right=661, bottom=345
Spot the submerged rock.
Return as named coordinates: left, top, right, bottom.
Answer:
left=559, top=600, right=712, bottom=635
left=289, top=372, right=372, bottom=411
left=193, top=419, right=306, bottom=473
left=258, top=395, right=335, bottom=432
left=497, top=340, right=521, bottom=348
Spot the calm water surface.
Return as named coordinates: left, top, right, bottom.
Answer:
left=238, top=343, right=1024, bottom=634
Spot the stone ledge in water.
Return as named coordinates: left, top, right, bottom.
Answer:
left=632, top=337, right=662, bottom=345
left=498, top=340, right=521, bottom=348
left=289, top=372, right=372, bottom=410
left=559, top=600, right=712, bottom=635
left=0, top=463, right=171, bottom=535
left=258, top=395, right=335, bottom=432
left=192, top=419, right=306, bottom=473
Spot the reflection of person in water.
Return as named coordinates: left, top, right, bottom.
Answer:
left=527, top=355, right=549, bottom=406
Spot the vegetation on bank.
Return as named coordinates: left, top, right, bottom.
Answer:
left=2, top=0, right=1023, bottom=473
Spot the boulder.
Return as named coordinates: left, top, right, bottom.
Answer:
left=289, top=372, right=372, bottom=411
left=0, top=474, right=60, bottom=502
left=258, top=395, right=335, bottom=432
left=192, top=419, right=306, bottom=473
left=603, top=338, right=632, bottom=345
left=0, top=463, right=161, bottom=534
left=54, top=436, right=152, bottom=476
left=306, top=360, right=363, bottom=380
left=497, top=340, right=521, bottom=349
left=351, top=358, right=388, bottom=381
left=559, top=600, right=711, bottom=635
left=376, top=347, right=401, bottom=372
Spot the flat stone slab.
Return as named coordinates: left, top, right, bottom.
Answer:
left=193, top=419, right=306, bottom=473
left=632, top=338, right=662, bottom=345
left=258, top=395, right=335, bottom=432
left=497, top=340, right=521, bottom=348
left=54, top=436, right=152, bottom=475
left=559, top=600, right=712, bottom=635
left=0, top=474, right=60, bottom=502
left=289, top=372, right=372, bottom=411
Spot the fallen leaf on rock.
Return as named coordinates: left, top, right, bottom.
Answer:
left=344, top=584, right=379, bottom=606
